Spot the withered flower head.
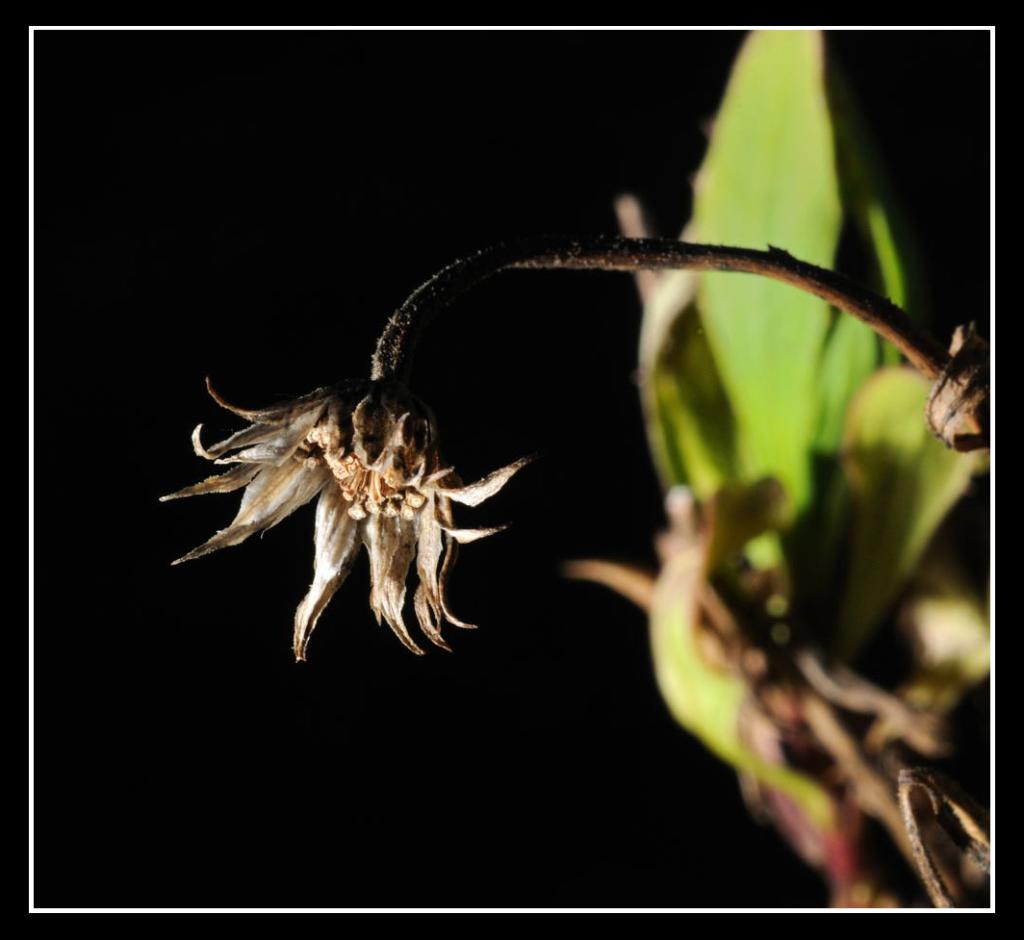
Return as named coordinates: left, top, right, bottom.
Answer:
left=162, top=378, right=530, bottom=659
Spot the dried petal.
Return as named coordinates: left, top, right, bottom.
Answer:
left=415, top=503, right=445, bottom=611
left=434, top=496, right=476, bottom=629
left=173, top=462, right=328, bottom=564
left=172, top=520, right=272, bottom=566
left=235, top=462, right=327, bottom=526
left=440, top=524, right=509, bottom=544
left=160, top=464, right=260, bottom=502
left=363, top=514, right=424, bottom=654
left=191, top=424, right=219, bottom=461
left=293, top=486, right=361, bottom=661
left=436, top=455, right=534, bottom=507
left=414, top=582, right=452, bottom=651
left=192, top=422, right=286, bottom=461
left=437, top=533, right=474, bottom=629
left=206, top=376, right=335, bottom=425
left=211, top=405, right=326, bottom=465
left=383, top=520, right=418, bottom=630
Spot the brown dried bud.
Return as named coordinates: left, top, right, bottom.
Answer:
left=926, top=324, right=989, bottom=452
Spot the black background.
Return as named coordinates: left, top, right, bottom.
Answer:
left=33, top=29, right=990, bottom=909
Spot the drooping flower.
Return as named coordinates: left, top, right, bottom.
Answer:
left=162, top=378, right=531, bottom=660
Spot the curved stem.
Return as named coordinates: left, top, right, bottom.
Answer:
left=370, top=235, right=950, bottom=383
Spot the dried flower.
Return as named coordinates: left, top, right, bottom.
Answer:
left=162, top=378, right=530, bottom=659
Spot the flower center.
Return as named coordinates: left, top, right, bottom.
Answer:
left=298, top=404, right=432, bottom=522
left=330, top=452, right=427, bottom=521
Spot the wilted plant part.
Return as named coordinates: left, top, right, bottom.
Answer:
left=794, top=649, right=949, bottom=758
left=898, top=767, right=990, bottom=907
left=163, top=377, right=531, bottom=659
left=926, top=323, right=991, bottom=452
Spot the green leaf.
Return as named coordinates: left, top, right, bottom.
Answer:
left=812, top=62, right=930, bottom=446
left=642, top=284, right=744, bottom=497
left=690, top=30, right=842, bottom=511
left=649, top=481, right=833, bottom=830
left=814, top=313, right=881, bottom=451
left=641, top=32, right=929, bottom=515
left=638, top=31, right=941, bottom=637
left=827, top=62, right=930, bottom=326
left=834, top=368, right=980, bottom=661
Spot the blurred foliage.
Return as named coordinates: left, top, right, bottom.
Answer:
left=689, top=29, right=840, bottom=510
left=636, top=30, right=988, bottom=861
left=650, top=482, right=834, bottom=830
left=835, top=368, right=980, bottom=660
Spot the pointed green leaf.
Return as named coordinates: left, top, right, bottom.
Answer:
left=691, top=30, right=842, bottom=511
left=827, top=62, right=929, bottom=327
left=834, top=368, right=980, bottom=661
left=642, top=287, right=744, bottom=496
left=812, top=62, right=931, bottom=449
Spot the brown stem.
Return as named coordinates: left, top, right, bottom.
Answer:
left=370, top=235, right=950, bottom=384
left=801, top=693, right=918, bottom=872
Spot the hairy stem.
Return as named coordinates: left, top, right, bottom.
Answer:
left=370, top=235, right=950, bottom=384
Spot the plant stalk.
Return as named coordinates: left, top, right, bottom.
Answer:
left=371, top=235, right=950, bottom=384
